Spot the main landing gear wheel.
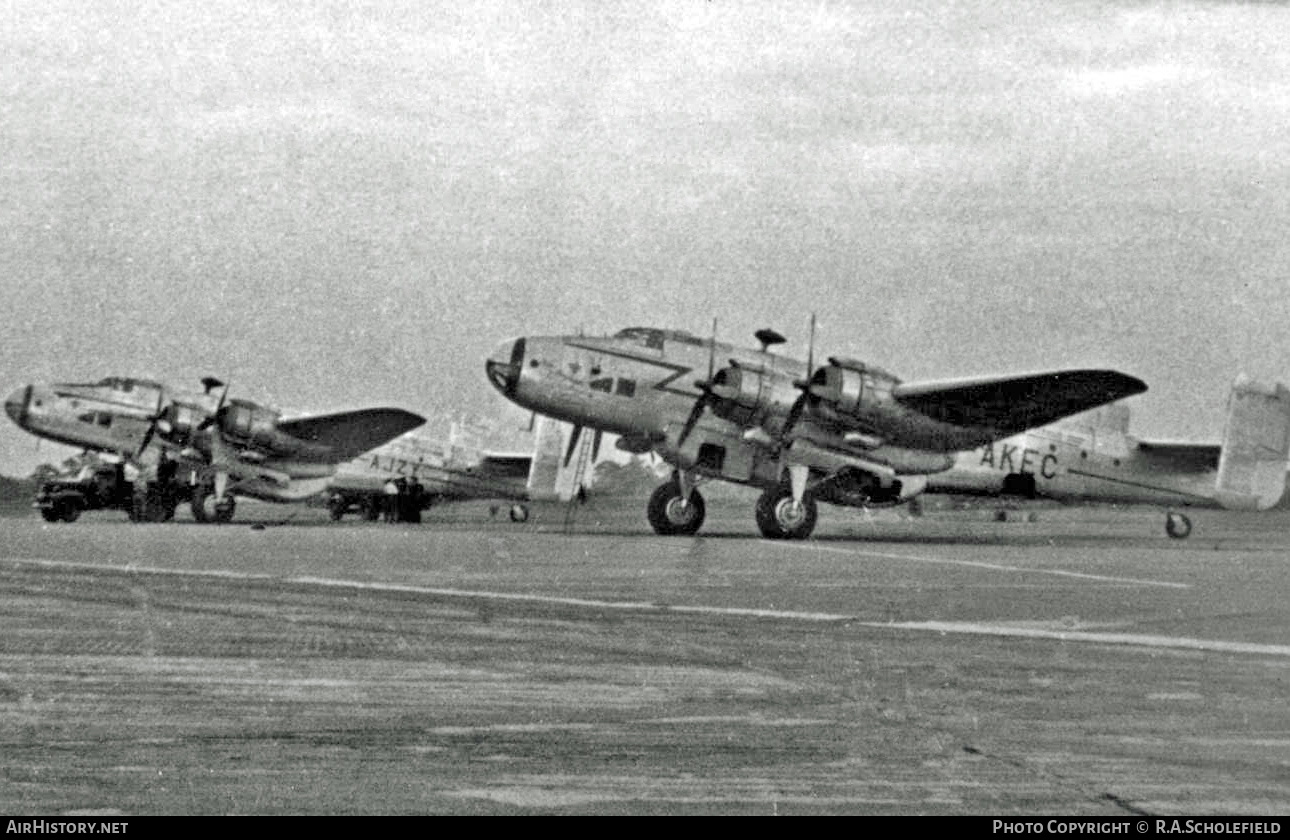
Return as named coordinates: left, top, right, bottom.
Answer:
left=191, top=487, right=236, bottom=524
left=42, top=499, right=81, bottom=523
left=509, top=504, right=530, bottom=523
left=1165, top=512, right=1192, bottom=539
left=646, top=480, right=706, bottom=536
left=756, top=485, right=818, bottom=540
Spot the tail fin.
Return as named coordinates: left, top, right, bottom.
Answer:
left=525, top=415, right=566, bottom=501
left=1214, top=375, right=1290, bottom=510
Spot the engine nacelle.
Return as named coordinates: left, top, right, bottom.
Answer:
left=707, top=362, right=801, bottom=431
left=807, top=357, right=902, bottom=433
left=217, top=399, right=293, bottom=454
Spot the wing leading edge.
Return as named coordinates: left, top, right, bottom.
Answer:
left=893, top=370, right=1147, bottom=435
left=278, top=408, right=426, bottom=461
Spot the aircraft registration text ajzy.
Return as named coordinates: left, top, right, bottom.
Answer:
left=486, top=325, right=1290, bottom=540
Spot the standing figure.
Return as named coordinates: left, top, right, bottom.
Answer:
left=383, top=478, right=399, bottom=523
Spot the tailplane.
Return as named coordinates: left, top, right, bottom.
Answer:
left=1214, top=375, right=1290, bottom=510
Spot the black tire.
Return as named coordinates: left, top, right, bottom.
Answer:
left=755, top=485, right=818, bottom=540
left=190, top=488, right=211, bottom=523
left=1165, top=512, right=1192, bottom=539
left=190, top=488, right=235, bottom=523
left=646, top=481, right=706, bottom=536
left=213, top=496, right=236, bottom=524
left=328, top=495, right=347, bottom=522
left=40, top=499, right=80, bottom=523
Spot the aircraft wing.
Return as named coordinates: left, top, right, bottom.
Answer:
left=277, top=408, right=426, bottom=461
left=892, top=370, right=1147, bottom=435
left=1135, top=441, right=1221, bottom=471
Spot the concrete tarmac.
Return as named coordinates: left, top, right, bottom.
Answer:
left=1, top=498, right=1287, bottom=814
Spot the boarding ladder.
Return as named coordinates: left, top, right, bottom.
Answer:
left=562, top=429, right=595, bottom=533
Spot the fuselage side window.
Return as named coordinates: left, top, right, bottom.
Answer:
left=590, top=377, right=614, bottom=393
left=615, top=378, right=636, bottom=397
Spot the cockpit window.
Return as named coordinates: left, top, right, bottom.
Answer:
left=613, top=327, right=704, bottom=348
left=615, top=327, right=666, bottom=349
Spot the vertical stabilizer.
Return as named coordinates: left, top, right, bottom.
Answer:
left=1214, top=375, right=1290, bottom=510
left=526, top=415, right=566, bottom=501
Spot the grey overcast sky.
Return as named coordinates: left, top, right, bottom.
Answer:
left=3, top=0, right=1288, bottom=475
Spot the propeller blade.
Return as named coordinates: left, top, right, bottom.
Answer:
left=806, top=313, right=816, bottom=376
left=591, top=429, right=603, bottom=463
left=676, top=392, right=709, bottom=449
left=135, top=391, right=166, bottom=459
left=563, top=424, right=583, bottom=467
left=779, top=315, right=818, bottom=444
left=707, top=317, right=717, bottom=382
left=780, top=390, right=809, bottom=442
left=196, top=381, right=231, bottom=432
left=677, top=317, right=721, bottom=450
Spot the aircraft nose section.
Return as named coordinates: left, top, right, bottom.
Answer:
left=4, top=385, right=31, bottom=427
left=485, top=337, right=526, bottom=397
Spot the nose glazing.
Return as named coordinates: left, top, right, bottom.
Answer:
left=4, top=385, right=31, bottom=427
left=485, top=338, right=525, bottom=396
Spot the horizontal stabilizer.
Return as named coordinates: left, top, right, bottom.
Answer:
left=1214, top=376, right=1290, bottom=511
left=894, top=370, right=1147, bottom=435
left=278, top=408, right=426, bottom=461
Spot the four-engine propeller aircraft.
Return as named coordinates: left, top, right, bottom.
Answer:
left=5, top=376, right=425, bottom=522
left=923, top=374, right=1290, bottom=537
left=486, top=324, right=1151, bottom=540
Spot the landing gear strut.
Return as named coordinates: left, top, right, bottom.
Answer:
left=1165, top=511, right=1192, bottom=539
left=646, top=473, right=706, bottom=536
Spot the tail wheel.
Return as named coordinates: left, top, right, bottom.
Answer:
left=509, top=504, right=530, bottom=523
left=1165, top=512, right=1192, bottom=539
left=755, top=485, right=818, bottom=540
left=646, top=480, right=706, bottom=536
